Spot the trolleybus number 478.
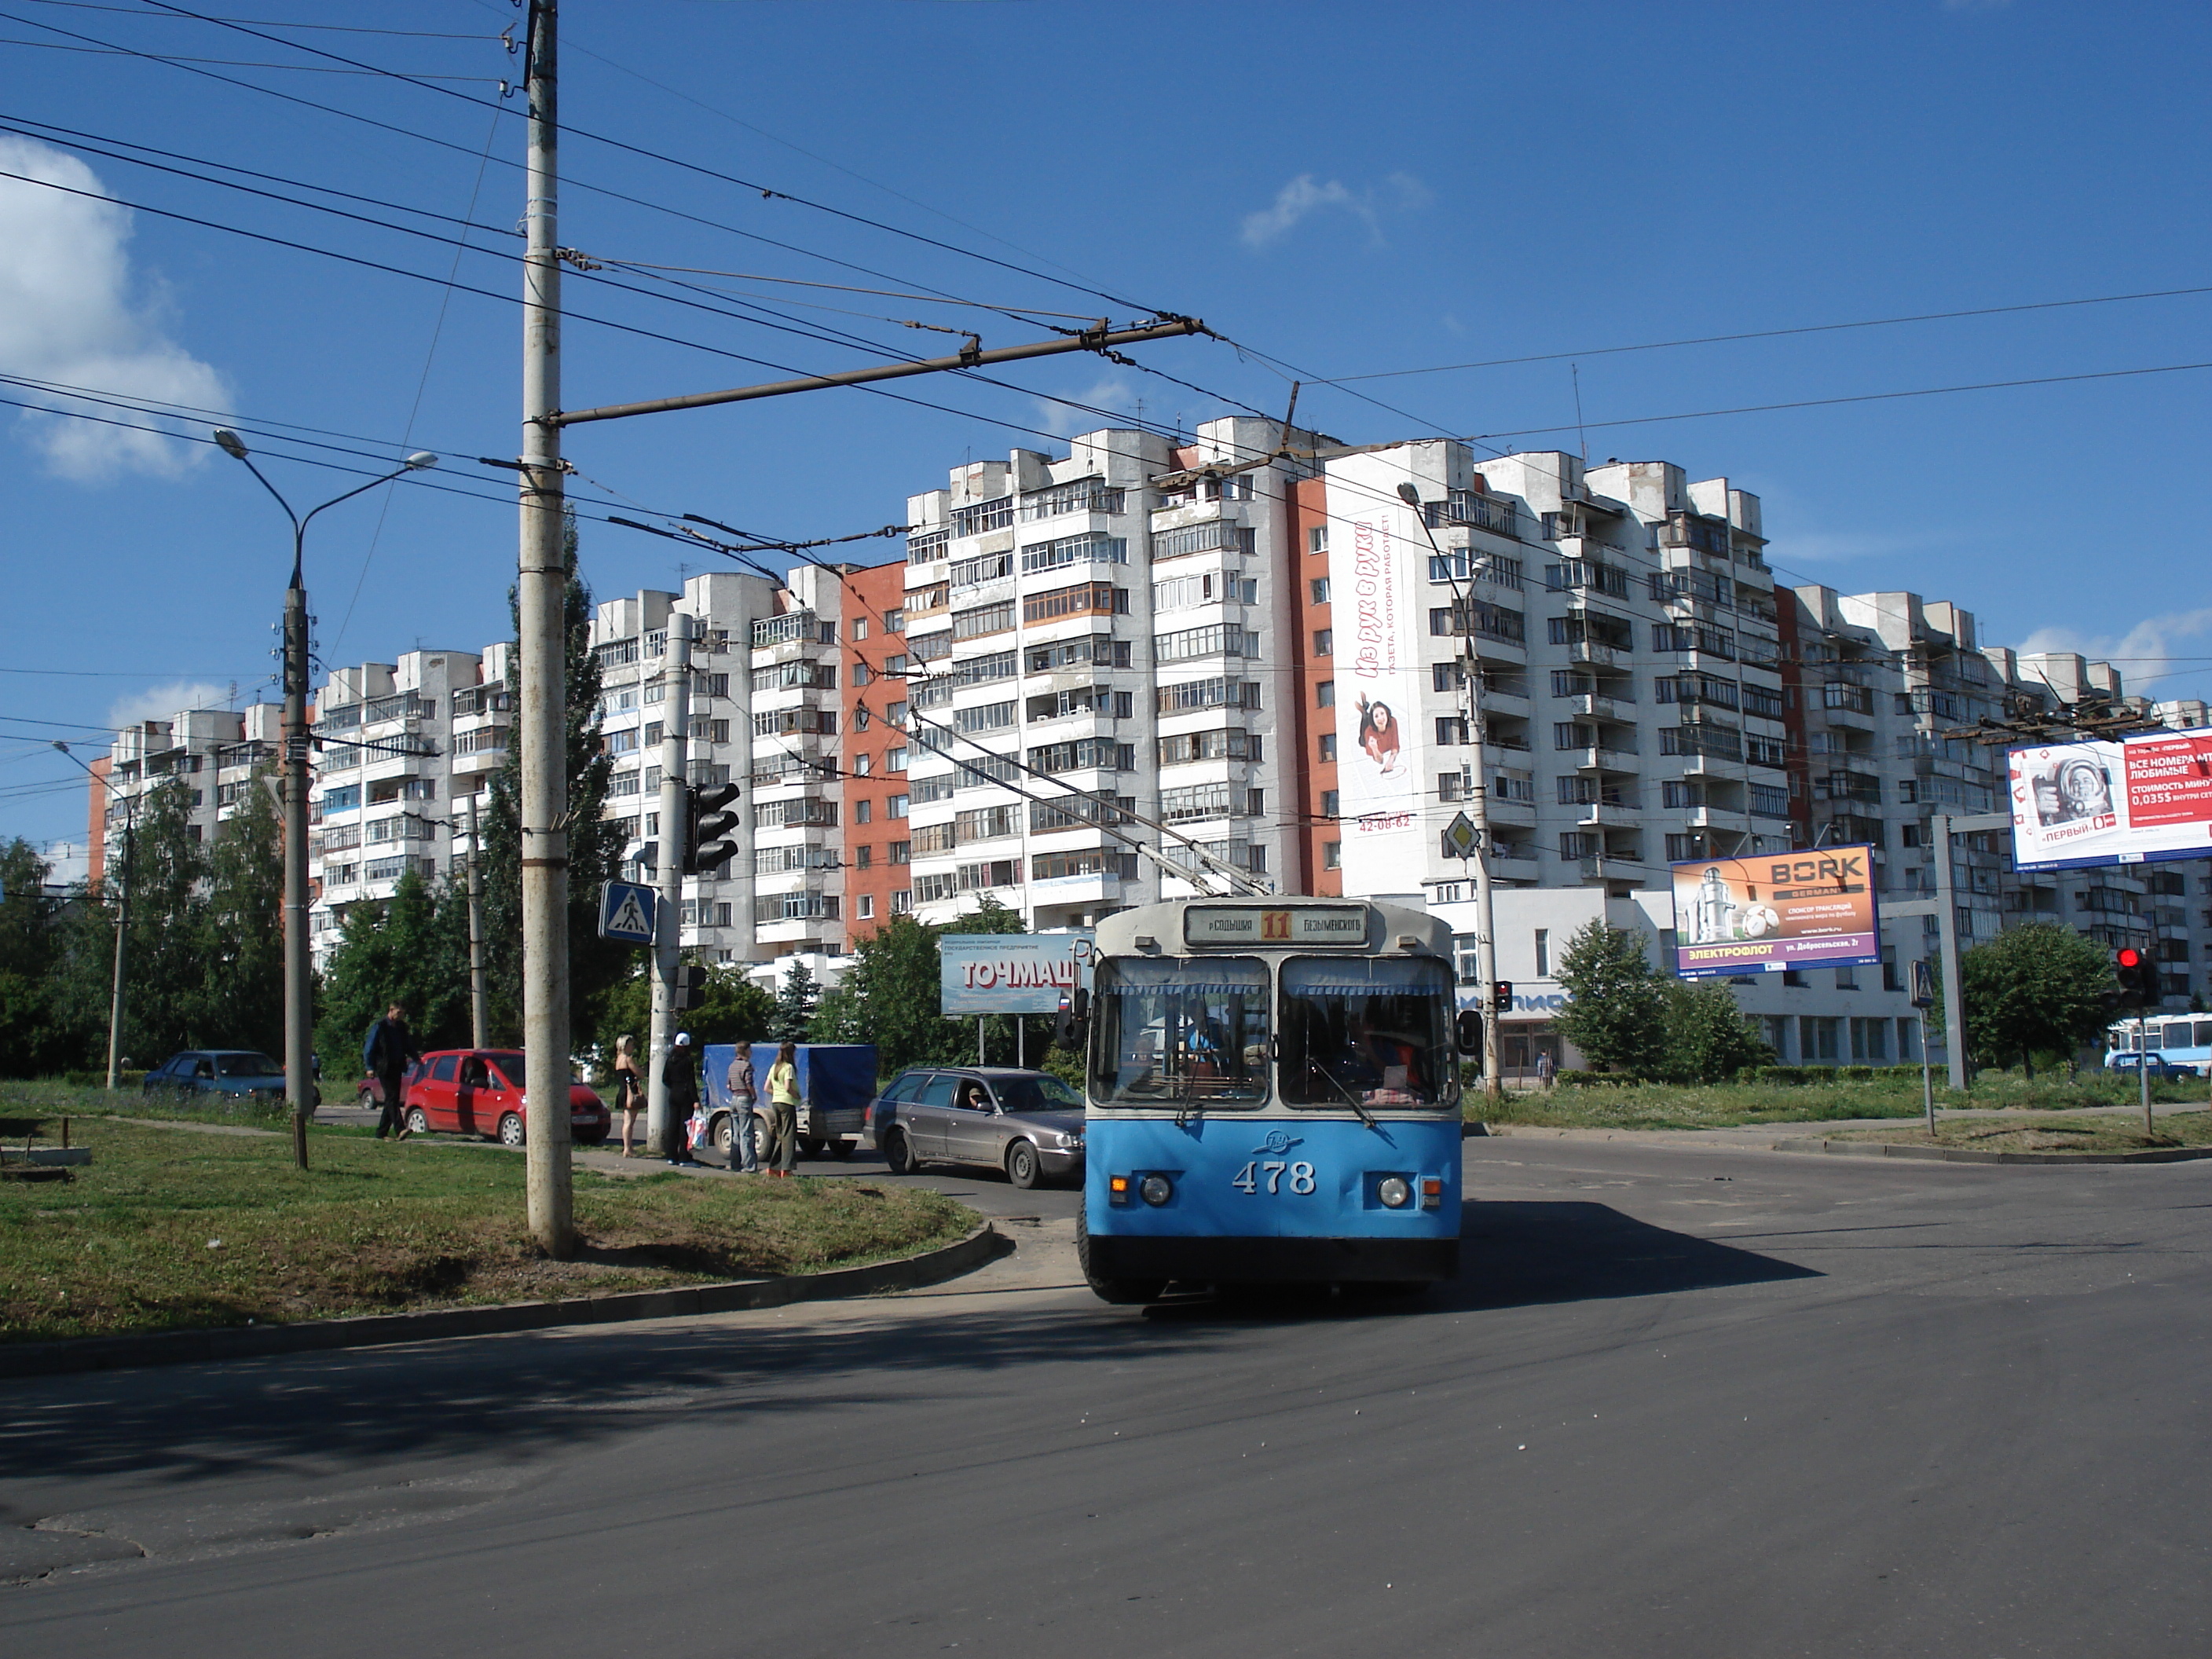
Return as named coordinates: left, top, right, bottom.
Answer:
left=1232, top=1160, right=1317, bottom=1196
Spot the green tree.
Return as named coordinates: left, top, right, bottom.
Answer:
left=0, top=838, right=78, bottom=1076
left=811, top=896, right=1049, bottom=1074
left=771, top=960, right=821, bottom=1042
left=591, top=959, right=774, bottom=1072
left=195, top=771, right=286, bottom=1058
left=1934, top=921, right=2118, bottom=1076
left=478, top=511, right=624, bottom=1046
left=1551, top=920, right=1668, bottom=1076
left=55, top=779, right=210, bottom=1067
left=1658, top=979, right=1772, bottom=1084
left=316, top=868, right=472, bottom=1076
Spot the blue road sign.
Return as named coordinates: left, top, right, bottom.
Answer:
left=598, top=881, right=657, bottom=944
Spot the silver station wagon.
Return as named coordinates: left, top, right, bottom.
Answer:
left=866, top=1066, right=1086, bottom=1188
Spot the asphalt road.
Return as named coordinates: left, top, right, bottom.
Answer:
left=3, top=1137, right=2207, bottom=1657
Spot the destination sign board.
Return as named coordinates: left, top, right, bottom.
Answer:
left=1183, top=905, right=1371, bottom=948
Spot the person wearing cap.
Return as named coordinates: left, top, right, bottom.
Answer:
left=665, top=1031, right=701, bottom=1165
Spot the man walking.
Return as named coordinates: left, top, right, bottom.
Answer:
left=665, top=1031, right=701, bottom=1166
left=723, top=1045, right=759, bottom=1174
left=366, top=1002, right=422, bottom=1140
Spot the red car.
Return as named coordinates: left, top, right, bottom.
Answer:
left=401, top=1049, right=610, bottom=1148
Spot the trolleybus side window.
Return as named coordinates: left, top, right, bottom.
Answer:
left=1279, top=956, right=1456, bottom=1109
left=1092, top=956, right=1269, bottom=1106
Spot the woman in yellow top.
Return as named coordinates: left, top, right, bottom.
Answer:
left=762, top=1041, right=800, bottom=1178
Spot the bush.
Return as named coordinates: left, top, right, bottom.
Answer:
left=1558, top=1070, right=1639, bottom=1087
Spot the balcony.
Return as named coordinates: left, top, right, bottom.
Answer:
left=1569, top=746, right=1640, bottom=774
left=1568, top=694, right=1634, bottom=723
left=751, top=611, right=820, bottom=649
left=1563, top=639, right=1617, bottom=668
left=1579, top=854, right=1644, bottom=883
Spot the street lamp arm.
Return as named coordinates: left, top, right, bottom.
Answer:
left=295, top=463, right=423, bottom=539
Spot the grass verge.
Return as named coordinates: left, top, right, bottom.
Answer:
left=0, top=1110, right=973, bottom=1346
left=1469, top=1071, right=2211, bottom=1132
left=1815, top=1110, right=2212, bottom=1155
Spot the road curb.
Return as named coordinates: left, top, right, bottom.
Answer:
left=0, top=1222, right=1005, bottom=1383
left=1774, top=1139, right=2212, bottom=1166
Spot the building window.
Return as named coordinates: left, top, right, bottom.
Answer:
left=1533, top=928, right=1550, bottom=976
left=857, top=894, right=874, bottom=919
left=886, top=748, right=908, bottom=771
left=853, top=753, right=872, bottom=778
left=1247, top=788, right=1265, bottom=818
left=1318, top=733, right=1336, bottom=762
left=1309, top=577, right=1331, bottom=605
left=1312, top=628, right=1333, bottom=657
left=1316, top=680, right=1335, bottom=709
left=887, top=793, right=909, bottom=818
left=1323, top=840, right=1342, bottom=869
left=1835, top=964, right=1857, bottom=989
left=852, top=617, right=868, bottom=641
left=891, top=889, right=914, bottom=914
left=1799, top=1016, right=1840, bottom=1061
left=854, top=799, right=872, bottom=824
left=1309, top=526, right=1328, bottom=555
left=890, top=840, right=912, bottom=864
left=855, top=844, right=873, bottom=870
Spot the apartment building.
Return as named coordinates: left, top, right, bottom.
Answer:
left=588, top=572, right=780, bottom=969
left=90, top=701, right=283, bottom=888
left=895, top=416, right=1318, bottom=932
left=1306, top=441, right=1792, bottom=905
left=306, top=649, right=490, bottom=964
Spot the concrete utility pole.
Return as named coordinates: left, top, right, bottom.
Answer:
left=648, top=616, right=692, bottom=1159
left=54, top=744, right=131, bottom=1090
left=516, top=0, right=574, bottom=1256
left=1400, top=485, right=1500, bottom=1102
left=464, top=790, right=488, bottom=1049
left=1925, top=808, right=2010, bottom=1090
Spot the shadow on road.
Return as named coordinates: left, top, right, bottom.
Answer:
left=1441, top=1199, right=1821, bottom=1310
left=0, top=1203, right=1816, bottom=1496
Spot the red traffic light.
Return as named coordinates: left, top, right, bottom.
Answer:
left=2116, top=947, right=2144, bottom=969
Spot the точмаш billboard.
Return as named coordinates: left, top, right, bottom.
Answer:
left=1669, top=848, right=1881, bottom=978
left=2008, top=727, right=2212, bottom=872
left=938, top=932, right=1095, bottom=1015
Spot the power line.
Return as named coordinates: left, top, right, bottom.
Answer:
left=19, top=1, right=502, bottom=37
left=1325, top=283, right=2212, bottom=384
left=1464, top=360, right=2212, bottom=445
left=0, top=31, right=501, bottom=76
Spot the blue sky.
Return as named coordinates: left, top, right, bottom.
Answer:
left=4, top=0, right=2209, bottom=850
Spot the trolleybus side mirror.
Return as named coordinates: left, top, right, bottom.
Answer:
left=1053, top=987, right=1090, bottom=1052
left=1456, top=1009, right=1483, bottom=1056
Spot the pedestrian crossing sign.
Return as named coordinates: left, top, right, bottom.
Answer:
left=598, top=881, right=657, bottom=944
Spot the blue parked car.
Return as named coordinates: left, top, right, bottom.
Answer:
left=2107, top=1050, right=2199, bottom=1080
left=142, top=1049, right=300, bottom=1105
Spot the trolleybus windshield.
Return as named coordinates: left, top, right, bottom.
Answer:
left=1092, top=956, right=1269, bottom=1107
left=1278, top=957, right=1456, bottom=1109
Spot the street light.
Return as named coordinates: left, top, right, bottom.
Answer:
left=52, top=741, right=134, bottom=1091
left=213, top=430, right=438, bottom=1168
left=1397, top=480, right=1503, bottom=1105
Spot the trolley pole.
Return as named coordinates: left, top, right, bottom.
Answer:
left=464, top=790, right=488, bottom=1049
left=648, top=616, right=692, bottom=1159
left=516, top=0, right=574, bottom=1256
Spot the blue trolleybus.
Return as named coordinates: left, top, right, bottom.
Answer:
left=1077, top=896, right=1470, bottom=1304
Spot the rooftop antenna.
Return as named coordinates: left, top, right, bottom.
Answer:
left=1572, top=363, right=1588, bottom=467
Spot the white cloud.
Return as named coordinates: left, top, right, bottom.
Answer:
left=2016, top=606, right=2212, bottom=695
left=1240, top=172, right=1432, bottom=249
left=1035, top=374, right=1134, bottom=438
left=108, top=680, right=235, bottom=731
left=0, top=137, right=229, bottom=480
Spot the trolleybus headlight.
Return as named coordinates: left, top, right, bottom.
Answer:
left=1377, top=1176, right=1412, bottom=1210
left=1139, top=1173, right=1174, bottom=1207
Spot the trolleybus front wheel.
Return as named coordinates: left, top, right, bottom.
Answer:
left=1077, top=1210, right=1164, bottom=1306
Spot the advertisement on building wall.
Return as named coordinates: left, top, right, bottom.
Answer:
left=2008, top=727, right=2212, bottom=871
left=939, top=932, right=1096, bottom=1015
left=1328, top=500, right=1427, bottom=894
left=1669, top=848, right=1881, bottom=977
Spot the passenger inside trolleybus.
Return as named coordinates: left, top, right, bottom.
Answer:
left=1280, top=957, right=1455, bottom=1108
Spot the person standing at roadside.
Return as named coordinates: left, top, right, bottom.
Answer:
left=367, top=1002, right=421, bottom=1141
left=762, top=1040, right=800, bottom=1179
left=723, top=1046, right=760, bottom=1174
left=613, top=1035, right=643, bottom=1157
left=664, top=1031, right=701, bottom=1166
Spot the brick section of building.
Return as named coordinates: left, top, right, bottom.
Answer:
left=1291, top=476, right=1341, bottom=895
left=837, top=557, right=914, bottom=939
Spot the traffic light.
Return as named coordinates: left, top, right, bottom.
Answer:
left=2113, top=947, right=2159, bottom=1010
left=683, top=782, right=742, bottom=875
left=1492, top=980, right=1514, bottom=1014
left=673, top=964, right=707, bottom=1011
